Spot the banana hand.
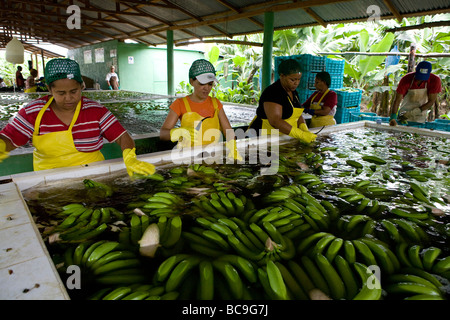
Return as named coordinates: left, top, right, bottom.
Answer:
left=123, top=148, right=155, bottom=177
left=0, top=139, right=9, bottom=162
left=289, top=127, right=317, bottom=144
left=170, top=127, right=198, bottom=148
left=225, top=139, right=243, bottom=161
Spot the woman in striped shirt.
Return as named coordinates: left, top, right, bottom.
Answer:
left=0, top=58, right=155, bottom=177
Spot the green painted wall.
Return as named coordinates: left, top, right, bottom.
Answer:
left=68, top=41, right=204, bottom=94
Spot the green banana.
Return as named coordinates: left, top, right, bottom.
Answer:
left=314, top=253, right=346, bottom=300
left=212, top=259, right=244, bottom=299
left=198, top=260, right=214, bottom=300
left=408, top=245, right=424, bottom=269
left=352, top=262, right=382, bottom=300
left=165, top=255, right=202, bottom=292
left=155, top=254, right=191, bottom=283
left=300, top=255, right=330, bottom=296
left=287, top=260, right=315, bottom=296
left=361, top=155, right=387, bottom=165
left=422, top=247, right=442, bottom=271
left=266, top=260, right=289, bottom=300
left=360, top=237, right=397, bottom=275
left=275, top=261, right=308, bottom=300
left=93, top=258, right=141, bottom=275
left=85, top=241, right=121, bottom=268
left=102, top=287, right=132, bottom=300
left=217, top=254, right=258, bottom=283
left=163, top=216, right=182, bottom=248
left=352, top=239, right=377, bottom=266
left=334, top=255, right=359, bottom=300
left=431, top=256, right=450, bottom=274
left=90, top=250, right=137, bottom=271
left=386, top=282, right=442, bottom=297
left=343, top=240, right=356, bottom=264
left=324, top=237, right=344, bottom=263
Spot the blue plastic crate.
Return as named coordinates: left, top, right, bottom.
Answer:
left=297, top=88, right=315, bottom=104
left=335, top=106, right=360, bottom=124
left=299, top=54, right=326, bottom=72
left=325, top=58, right=345, bottom=74
left=426, top=120, right=450, bottom=132
left=400, top=121, right=427, bottom=129
left=349, top=112, right=378, bottom=122
left=335, top=88, right=363, bottom=108
left=298, top=71, right=316, bottom=90
left=329, top=74, right=344, bottom=89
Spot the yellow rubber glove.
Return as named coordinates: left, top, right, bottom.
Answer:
left=289, top=127, right=317, bottom=144
left=170, top=127, right=198, bottom=148
left=123, top=148, right=155, bottom=177
left=225, top=139, right=243, bottom=161
left=0, top=139, right=9, bottom=162
left=299, top=123, right=309, bottom=132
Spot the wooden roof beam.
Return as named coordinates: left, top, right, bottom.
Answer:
left=303, top=7, right=327, bottom=27
left=382, top=0, right=403, bottom=23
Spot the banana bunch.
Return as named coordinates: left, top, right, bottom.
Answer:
left=49, top=204, right=120, bottom=242
left=89, top=284, right=179, bottom=300
left=408, top=181, right=432, bottom=205
left=404, top=169, right=440, bottom=182
left=336, top=214, right=376, bottom=238
left=294, top=173, right=327, bottom=191
left=389, top=207, right=430, bottom=221
left=242, top=205, right=307, bottom=240
left=141, top=192, right=185, bottom=217
left=395, top=243, right=450, bottom=277
left=334, top=186, right=383, bottom=217
left=298, top=233, right=400, bottom=276
left=159, top=176, right=200, bottom=189
left=385, top=267, right=446, bottom=300
left=157, top=215, right=184, bottom=251
left=263, top=184, right=306, bottom=204
left=376, top=218, right=429, bottom=245
left=188, top=163, right=217, bottom=175
left=83, top=178, right=113, bottom=198
left=304, top=152, right=324, bottom=167
left=260, top=254, right=382, bottom=300
left=193, top=192, right=253, bottom=218
left=63, top=240, right=146, bottom=285
left=118, top=213, right=151, bottom=250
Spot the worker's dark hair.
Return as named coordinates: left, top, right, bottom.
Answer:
left=316, top=71, right=331, bottom=87
left=278, top=59, right=301, bottom=76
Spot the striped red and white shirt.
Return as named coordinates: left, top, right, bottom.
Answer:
left=0, top=95, right=127, bottom=152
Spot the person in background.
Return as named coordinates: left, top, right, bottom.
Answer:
left=389, top=61, right=442, bottom=126
left=159, top=59, right=242, bottom=160
left=16, top=66, right=25, bottom=90
left=106, top=65, right=120, bottom=90
left=0, top=58, right=155, bottom=177
left=247, top=58, right=317, bottom=144
left=302, top=71, right=337, bottom=128
left=0, top=77, right=7, bottom=88
left=24, top=68, right=38, bottom=93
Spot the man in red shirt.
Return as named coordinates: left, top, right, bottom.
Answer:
left=389, top=61, right=442, bottom=126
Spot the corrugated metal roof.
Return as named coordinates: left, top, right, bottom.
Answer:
left=0, top=0, right=449, bottom=51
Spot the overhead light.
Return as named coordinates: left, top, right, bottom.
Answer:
left=5, top=37, right=24, bottom=64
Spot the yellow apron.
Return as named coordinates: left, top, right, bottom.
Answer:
left=309, top=89, right=337, bottom=128
left=261, top=94, right=304, bottom=135
left=398, top=79, right=428, bottom=123
left=32, top=97, right=105, bottom=171
left=180, top=97, right=221, bottom=146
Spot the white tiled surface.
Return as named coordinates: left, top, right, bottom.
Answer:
left=0, top=182, right=69, bottom=300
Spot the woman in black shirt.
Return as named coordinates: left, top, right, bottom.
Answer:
left=248, top=59, right=316, bottom=144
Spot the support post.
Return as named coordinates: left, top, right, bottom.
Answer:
left=167, top=30, right=174, bottom=96
left=261, top=11, right=274, bottom=91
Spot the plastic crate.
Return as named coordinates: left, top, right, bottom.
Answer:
left=335, top=88, right=363, bottom=108
left=299, top=54, right=326, bottom=72
left=298, top=71, right=316, bottom=90
left=329, top=74, right=344, bottom=89
left=335, top=105, right=360, bottom=124
left=426, top=120, right=450, bottom=132
left=297, top=88, right=315, bottom=104
left=325, top=58, right=345, bottom=74
left=349, top=112, right=377, bottom=122
left=400, top=121, right=427, bottom=129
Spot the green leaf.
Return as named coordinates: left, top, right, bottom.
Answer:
left=358, top=33, right=395, bottom=76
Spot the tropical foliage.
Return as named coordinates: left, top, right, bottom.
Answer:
left=181, top=14, right=449, bottom=117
